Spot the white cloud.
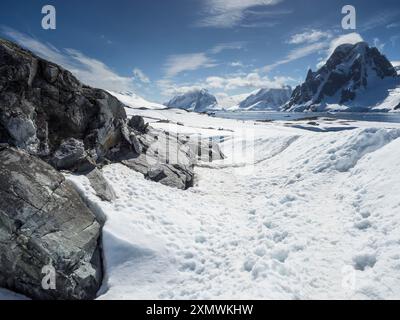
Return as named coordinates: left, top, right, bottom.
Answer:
left=231, top=61, right=244, bottom=67
left=264, top=42, right=326, bottom=71
left=2, top=27, right=134, bottom=92
left=157, top=79, right=203, bottom=97
left=133, top=68, right=150, bottom=83
left=205, top=73, right=291, bottom=90
left=197, top=0, right=283, bottom=28
left=327, top=32, right=364, bottom=57
left=387, top=22, right=400, bottom=29
left=157, top=71, right=293, bottom=98
left=164, top=53, right=216, bottom=77
left=210, top=41, right=245, bottom=54
left=315, top=32, right=364, bottom=69
left=288, top=29, right=332, bottom=45
left=373, top=38, right=385, bottom=52
left=392, top=61, right=400, bottom=67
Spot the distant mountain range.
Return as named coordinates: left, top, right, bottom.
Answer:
left=114, top=42, right=400, bottom=114
left=165, top=87, right=293, bottom=112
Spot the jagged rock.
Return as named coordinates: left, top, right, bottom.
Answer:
left=86, top=168, right=116, bottom=202
left=119, top=128, right=196, bottom=189
left=284, top=42, right=399, bottom=112
left=51, top=138, right=95, bottom=172
left=0, top=38, right=126, bottom=162
left=0, top=147, right=103, bottom=300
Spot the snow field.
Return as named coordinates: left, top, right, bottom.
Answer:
left=67, top=114, right=400, bottom=299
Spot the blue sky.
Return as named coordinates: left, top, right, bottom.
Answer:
left=1, top=0, right=399, bottom=102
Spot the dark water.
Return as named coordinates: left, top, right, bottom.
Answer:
left=213, top=111, right=400, bottom=123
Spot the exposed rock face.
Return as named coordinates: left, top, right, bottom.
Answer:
left=0, top=38, right=197, bottom=190
left=114, top=129, right=196, bottom=190
left=0, top=147, right=103, bottom=300
left=0, top=38, right=126, bottom=164
left=284, top=42, right=398, bottom=111
left=0, top=38, right=210, bottom=300
left=165, top=89, right=219, bottom=112
left=238, top=86, right=292, bottom=111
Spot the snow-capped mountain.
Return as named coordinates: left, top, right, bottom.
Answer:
left=284, top=42, right=400, bottom=112
left=238, top=86, right=292, bottom=111
left=165, top=89, right=219, bottom=112
left=108, top=91, right=166, bottom=110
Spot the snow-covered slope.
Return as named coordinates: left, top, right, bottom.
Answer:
left=108, top=91, right=166, bottom=110
left=285, top=42, right=400, bottom=112
left=165, top=89, right=220, bottom=112
left=217, top=92, right=252, bottom=110
left=238, top=86, right=292, bottom=111
left=66, top=108, right=400, bottom=300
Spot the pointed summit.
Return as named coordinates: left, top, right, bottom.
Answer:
left=284, top=42, right=398, bottom=112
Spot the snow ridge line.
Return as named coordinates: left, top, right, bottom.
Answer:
left=315, top=128, right=400, bottom=173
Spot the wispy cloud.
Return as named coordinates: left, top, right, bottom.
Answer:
left=163, top=53, right=217, bottom=78
left=288, top=29, right=332, bottom=45
left=2, top=27, right=135, bottom=92
left=316, top=32, right=363, bottom=69
left=387, top=22, right=400, bottom=29
left=264, top=42, right=326, bottom=71
left=196, top=0, right=284, bottom=28
left=326, top=32, right=363, bottom=57
left=265, top=31, right=364, bottom=72
left=157, top=79, right=203, bottom=97
left=205, top=73, right=292, bottom=90
left=209, top=41, right=245, bottom=54
left=361, top=10, right=400, bottom=31
left=133, top=68, right=150, bottom=83
left=157, top=71, right=293, bottom=98
left=163, top=41, right=245, bottom=78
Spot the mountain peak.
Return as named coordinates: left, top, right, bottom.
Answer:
left=165, top=88, right=218, bottom=112
left=285, top=42, right=398, bottom=111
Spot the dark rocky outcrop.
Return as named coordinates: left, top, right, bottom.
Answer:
left=0, top=147, right=103, bottom=300
left=0, top=38, right=126, bottom=163
left=0, top=38, right=226, bottom=300
left=0, top=38, right=196, bottom=189
left=284, top=42, right=398, bottom=112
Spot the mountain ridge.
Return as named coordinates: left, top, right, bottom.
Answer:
left=284, top=41, right=400, bottom=112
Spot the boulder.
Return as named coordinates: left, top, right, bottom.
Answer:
left=51, top=138, right=95, bottom=172
left=121, top=128, right=195, bottom=189
left=0, top=147, right=103, bottom=300
left=128, top=115, right=148, bottom=133
left=86, top=168, right=116, bottom=202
